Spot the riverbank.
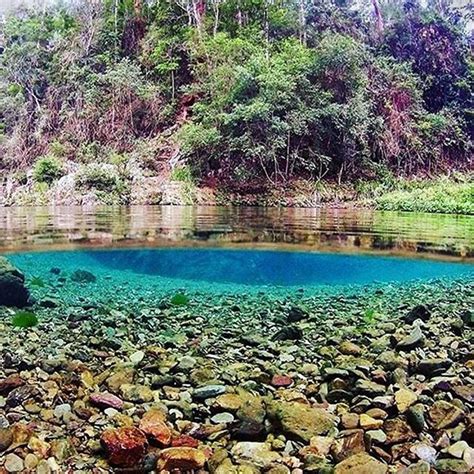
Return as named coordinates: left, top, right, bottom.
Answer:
left=0, top=256, right=473, bottom=472
left=1, top=170, right=473, bottom=215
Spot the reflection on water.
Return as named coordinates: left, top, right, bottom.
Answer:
left=0, top=205, right=473, bottom=259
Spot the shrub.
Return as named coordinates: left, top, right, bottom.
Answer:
left=32, top=155, right=64, bottom=184
left=76, top=163, right=123, bottom=192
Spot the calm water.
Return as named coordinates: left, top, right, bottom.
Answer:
left=1, top=206, right=473, bottom=291
left=0, top=205, right=473, bottom=257
left=7, top=248, right=473, bottom=289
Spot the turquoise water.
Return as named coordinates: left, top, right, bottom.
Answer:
left=8, top=248, right=473, bottom=291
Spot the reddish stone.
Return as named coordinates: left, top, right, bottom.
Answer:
left=271, top=375, right=293, bottom=387
left=139, top=410, right=171, bottom=446
left=0, top=375, right=24, bottom=395
left=331, top=429, right=366, bottom=463
left=90, top=393, right=124, bottom=410
left=171, top=435, right=200, bottom=448
left=100, top=427, right=148, bottom=467
left=157, top=447, right=206, bottom=471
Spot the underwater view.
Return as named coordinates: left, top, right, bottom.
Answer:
left=1, top=0, right=473, bottom=470
left=0, top=206, right=473, bottom=473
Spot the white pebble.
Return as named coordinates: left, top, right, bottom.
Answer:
left=4, top=453, right=24, bottom=473
left=129, top=350, right=145, bottom=364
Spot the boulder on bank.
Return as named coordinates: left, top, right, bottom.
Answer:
left=0, top=257, right=30, bottom=308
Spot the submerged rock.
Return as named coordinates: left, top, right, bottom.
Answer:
left=334, top=453, right=388, bottom=474
left=395, top=388, right=418, bottom=413
left=100, top=427, right=148, bottom=467
left=267, top=401, right=336, bottom=442
left=331, top=429, right=366, bottom=462
left=407, top=404, right=426, bottom=433
left=193, top=384, right=226, bottom=400
left=119, top=384, right=154, bottom=403
left=383, top=418, right=416, bottom=444
left=417, top=358, right=453, bottom=376
left=405, top=305, right=431, bottom=324
left=0, top=427, right=13, bottom=452
left=287, top=306, right=308, bottom=322
left=139, top=409, right=171, bottom=446
left=429, top=401, right=464, bottom=430
left=272, top=326, right=303, bottom=341
left=89, top=392, right=124, bottom=410
left=4, top=453, right=24, bottom=473
left=0, top=257, right=30, bottom=307
left=0, top=265, right=471, bottom=473
left=435, top=459, right=470, bottom=473
left=397, top=326, right=424, bottom=351
left=157, top=447, right=207, bottom=471
left=70, top=269, right=97, bottom=284
left=231, top=441, right=281, bottom=469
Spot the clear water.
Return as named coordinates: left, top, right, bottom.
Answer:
left=1, top=206, right=473, bottom=473
left=1, top=205, right=473, bottom=293
left=8, top=248, right=473, bottom=293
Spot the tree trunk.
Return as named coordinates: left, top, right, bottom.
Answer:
left=371, top=0, right=384, bottom=36
left=298, top=0, right=307, bottom=45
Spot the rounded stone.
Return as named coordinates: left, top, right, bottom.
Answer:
left=4, top=453, right=24, bottom=473
left=211, top=412, right=235, bottom=424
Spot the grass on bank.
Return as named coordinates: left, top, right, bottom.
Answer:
left=359, top=175, right=474, bottom=215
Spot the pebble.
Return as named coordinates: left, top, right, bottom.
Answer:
left=211, top=412, right=234, bottom=424
left=397, top=326, right=424, bottom=350
left=359, top=413, right=383, bottom=429
left=129, top=351, right=145, bottom=364
left=448, top=440, right=469, bottom=459
left=4, top=453, right=24, bottom=472
left=366, top=430, right=386, bottom=443
left=24, top=453, right=39, bottom=469
left=0, top=427, right=13, bottom=451
left=53, top=403, right=71, bottom=420
left=193, top=385, right=226, bottom=400
left=395, top=388, right=418, bottom=413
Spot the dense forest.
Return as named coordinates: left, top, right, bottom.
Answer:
left=0, top=0, right=473, bottom=208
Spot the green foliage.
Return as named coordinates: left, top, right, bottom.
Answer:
left=11, top=311, right=39, bottom=328
left=0, top=0, right=472, bottom=195
left=76, top=163, right=123, bottom=192
left=178, top=123, right=221, bottom=162
left=170, top=292, right=190, bottom=306
left=170, top=165, right=194, bottom=183
left=32, top=155, right=64, bottom=184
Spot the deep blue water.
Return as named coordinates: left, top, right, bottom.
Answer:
left=8, top=248, right=474, bottom=288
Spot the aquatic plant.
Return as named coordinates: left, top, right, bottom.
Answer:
left=170, top=292, right=189, bottom=306
left=11, top=311, right=39, bottom=328
left=30, top=276, right=46, bottom=287
left=363, top=308, right=377, bottom=325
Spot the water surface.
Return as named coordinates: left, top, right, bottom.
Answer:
left=0, top=205, right=473, bottom=258
left=1, top=205, right=472, bottom=294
